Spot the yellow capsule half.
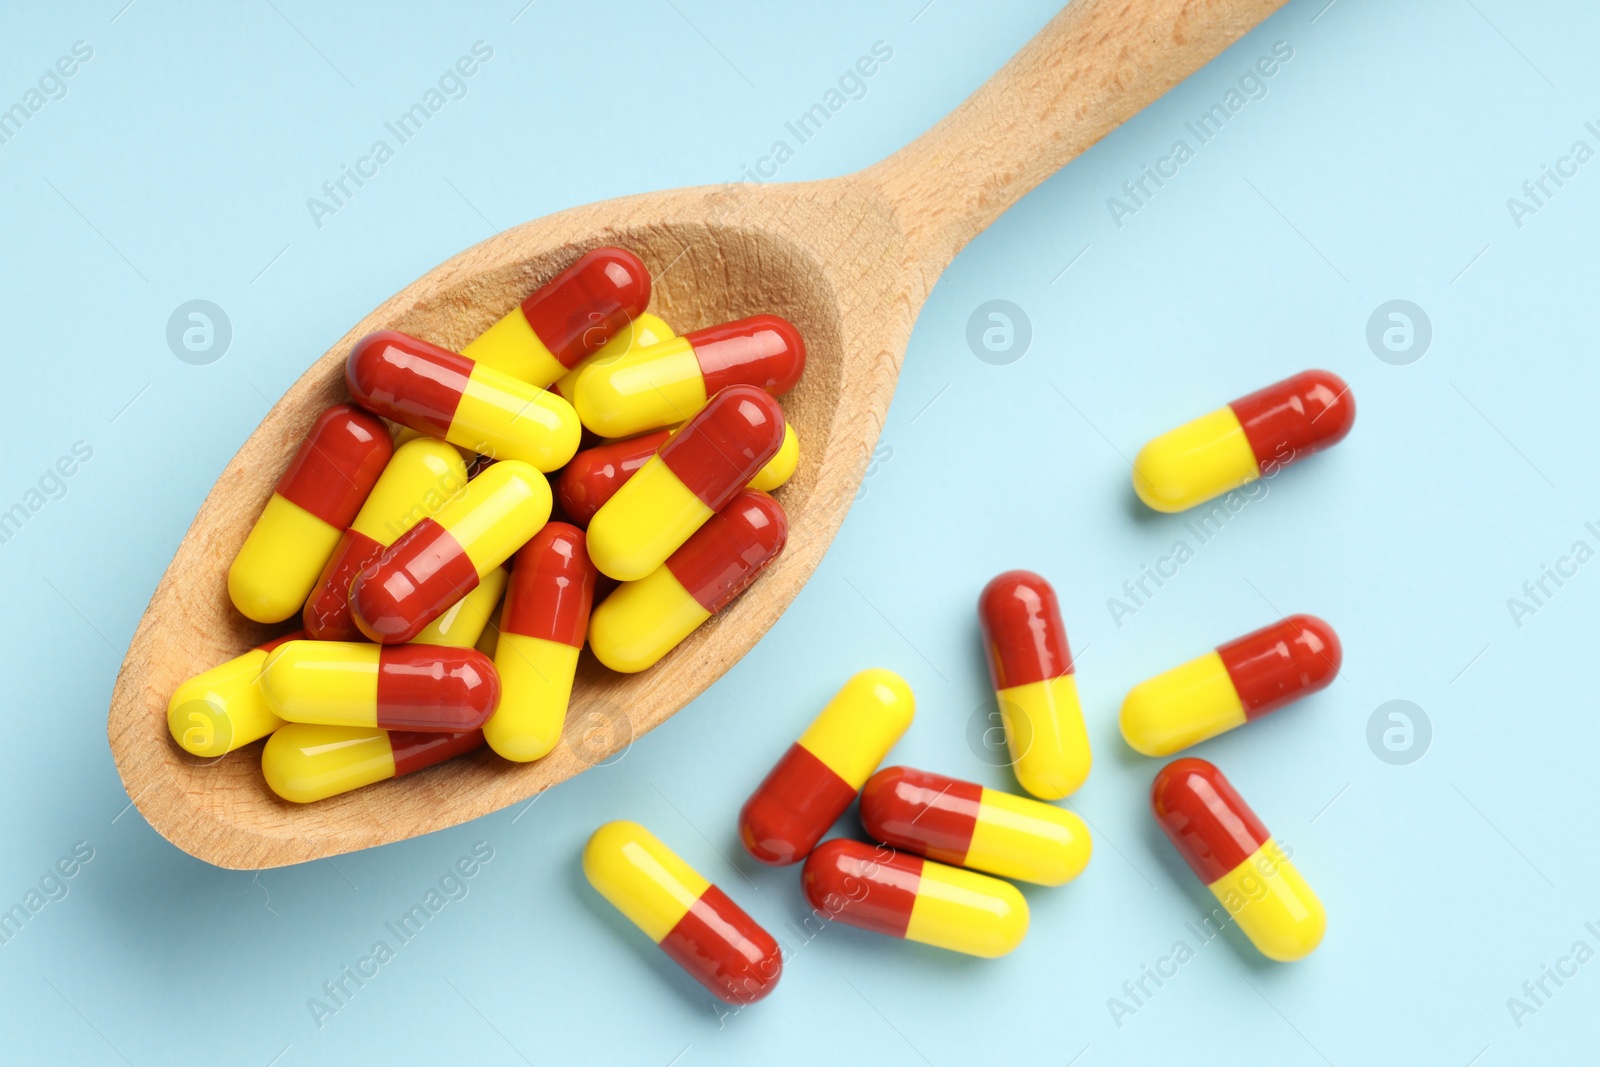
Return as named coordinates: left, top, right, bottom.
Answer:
left=587, top=566, right=710, bottom=674
left=748, top=422, right=799, bottom=492
left=1210, top=839, right=1326, bottom=962
left=229, top=494, right=343, bottom=623
left=262, top=723, right=484, bottom=803
left=572, top=335, right=709, bottom=439
left=166, top=641, right=288, bottom=758
left=798, top=669, right=916, bottom=789
left=485, top=633, right=580, bottom=762
left=585, top=456, right=713, bottom=582
left=905, top=859, right=1031, bottom=959
left=556, top=312, right=675, bottom=399
left=1120, top=650, right=1246, bottom=757
left=1132, top=406, right=1259, bottom=513
left=996, top=674, right=1092, bottom=800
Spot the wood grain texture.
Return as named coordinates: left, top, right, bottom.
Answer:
left=108, top=0, right=1288, bottom=869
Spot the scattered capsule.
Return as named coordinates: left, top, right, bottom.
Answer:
left=1133, top=369, right=1355, bottom=513
left=587, top=386, right=785, bottom=581
left=229, top=404, right=392, bottom=623
left=259, top=640, right=500, bottom=732
left=263, top=724, right=484, bottom=804
left=1151, top=758, right=1325, bottom=961
left=409, top=566, right=508, bottom=648
left=167, top=631, right=301, bottom=758
left=552, top=312, right=674, bottom=400
left=978, top=570, right=1091, bottom=799
left=1121, top=615, right=1341, bottom=757
left=572, top=314, right=804, bottom=438
left=350, top=460, right=551, bottom=643
left=859, top=766, right=1091, bottom=887
left=460, top=247, right=650, bottom=388
left=802, top=839, right=1029, bottom=958
left=588, top=490, right=786, bottom=672
left=303, top=438, right=470, bottom=641
left=484, top=523, right=597, bottom=762
left=347, top=329, right=580, bottom=472
left=739, top=670, right=915, bottom=866
left=584, top=820, right=781, bottom=1005
left=557, top=421, right=799, bottom=527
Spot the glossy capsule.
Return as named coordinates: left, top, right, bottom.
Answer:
left=859, top=766, right=1091, bottom=887
left=484, top=523, right=597, bottom=762
left=587, top=385, right=785, bottom=581
left=229, top=404, right=392, bottom=623
left=263, top=724, right=484, bottom=803
left=1133, top=369, right=1356, bottom=513
left=557, top=421, right=799, bottom=527
left=1121, top=615, right=1341, bottom=756
left=350, top=460, right=551, bottom=643
left=303, top=438, right=470, bottom=641
left=584, top=821, right=781, bottom=1005
left=259, top=640, right=500, bottom=732
left=572, top=314, right=805, bottom=438
left=739, top=670, right=915, bottom=866
left=410, top=566, right=508, bottom=648
left=167, top=631, right=300, bottom=758
left=978, top=570, right=1091, bottom=800
left=588, top=490, right=786, bottom=672
left=1151, top=759, right=1325, bottom=961
left=802, top=839, right=1028, bottom=958
left=552, top=312, right=674, bottom=400
left=347, top=330, right=580, bottom=472
left=461, top=247, right=651, bottom=388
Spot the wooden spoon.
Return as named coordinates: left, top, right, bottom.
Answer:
left=109, top=0, right=1288, bottom=869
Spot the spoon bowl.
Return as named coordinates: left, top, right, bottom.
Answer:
left=109, top=0, right=1287, bottom=868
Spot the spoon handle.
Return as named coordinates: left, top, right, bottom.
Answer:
left=864, top=0, right=1289, bottom=272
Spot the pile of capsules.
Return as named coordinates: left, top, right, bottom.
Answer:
left=166, top=247, right=808, bottom=801
left=584, top=368, right=1355, bottom=1005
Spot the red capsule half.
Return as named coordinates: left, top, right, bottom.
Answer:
left=667, top=489, right=788, bottom=614
left=556, top=430, right=671, bottom=526
left=520, top=247, right=652, bottom=369
left=275, top=404, right=393, bottom=529
left=1230, top=369, right=1356, bottom=475
left=684, top=315, right=807, bottom=396
left=1219, top=614, right=1342, bottom=717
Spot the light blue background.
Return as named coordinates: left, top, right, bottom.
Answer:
left=1, top=0, right=1594, bottom=1063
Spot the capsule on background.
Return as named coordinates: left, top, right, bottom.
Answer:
left=584, top=821, right=781, bottom=1005
left=1133, top=369, right=1355, bottom=513
left=484, top=523, right=597, bottom=761
left=557, top=421, right=799, bottom=527
left=1121, top=615, right=1341, bottom=757
left=572, top=314, right=805, bottom=438
left=263, top=724, right=484, bottom=804
left=229, top=404, right=392, bottom=623
left=738, top=670, right=915, bottom=866
left=347, top=330, right=580, bottom=472
left=587, top=386, right=785, bottom=581
left=588, top=490, right=786, bottom=672
left=460, top=247, right=651, bottom=388
left=350, top=460, right=551, bottom=643
left=1151, top=758, right=1325, bottom=961
left=859, top=766, right=1090, bottom=887
left=411, top=566, right=508, bottom=648
left=553, top=312, right=674, bottom=400
left=259, top=640, right=500, bottom=732
left=978, top=570, right=1091, bottom=800
left=802, top=839, right=1028, bottom=958
left=303, top=438, right=470, bottom=641
left=167, top=631, right=301, bottom=758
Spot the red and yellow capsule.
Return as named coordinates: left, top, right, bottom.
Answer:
left=259, top=640, right=500, bottom=732
left=1121, top=615, right=1341, bottom=756
left=572, top=315, right=804, bottom=438
left=484, top=523, right=597, bottom=762
left=859, top=766, right=1091, bottom=887
left=978, top=570, right=1091, bottom=800
left=167, top=631, right=300, bottom=758
left=263, top=724, right=484, bottom=803
left=303, top=438, right=470, bottom=641
left=557, top=421, right=798, bottom=527
left=587, top=385, right=785, bottom=581
left=1151, top=758, right=1325, bottom=962
left=588, top=490, right=786, bottom=672
left=552, top=312, right=674, bottom=400
left=461, top=247, right=651, bottom=388
left=350, top=460, right=551, bottom=643
left=229, top=404, right=392, bottom=623
left=584, top=821, right=782, bottom=1005
left=347, top=330, right=580, bottom=472
left=802, top=839, right=1028, bottom=958
left=738, top=669, right=914, bottom=866
left=1133, top=369, right=1356, bottom=513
